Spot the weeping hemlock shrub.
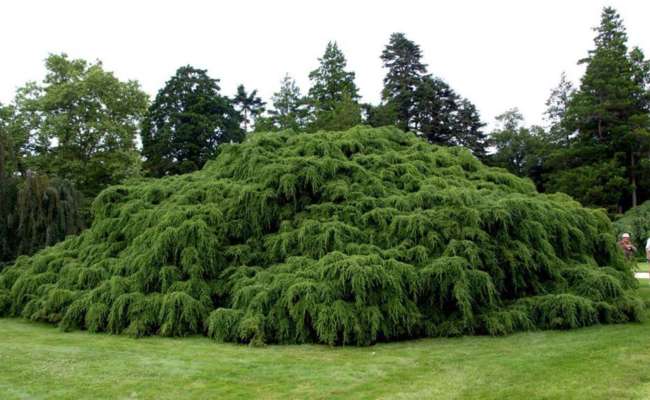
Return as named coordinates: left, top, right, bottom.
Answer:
left=0, top=126, right=643, bottom=345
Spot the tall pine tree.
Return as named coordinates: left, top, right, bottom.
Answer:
left=380, top=33, right=428, bottom=132
left=552, top=7, right=650, bottom=211
left=378, top=33, right=487, bottom=156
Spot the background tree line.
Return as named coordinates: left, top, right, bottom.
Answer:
left=1, top=5, right=648, bottom=265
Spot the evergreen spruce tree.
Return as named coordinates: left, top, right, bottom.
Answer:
left=308, top=42, right=359, bottom=110
left=412, top=76, right=458, bottom=144
left=380, top=33, right=428, bottom=131
left=142, top=66, right=243, bottom=177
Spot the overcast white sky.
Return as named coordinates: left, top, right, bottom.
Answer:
left=2, top=0, right=650, bottom=129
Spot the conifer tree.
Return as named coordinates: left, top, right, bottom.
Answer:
left=142, top=66, right=242, bottom=177
left=552, top=7, right=650, bottom=210
left=379, top=34, right=487, bottom=156
left=307, top=42, right=362, bottom=131
left=454, top=98, right=488, bottom=159
left=264, top=74, right=308, bottom=131
left=380, top=33, right=428, bottom=131
left=412, top=76, right=458, bottom=144
left=544, top=72, right=575, bottom=147
left=0, top=127, right=642, bottom=344
left=308, top=42, right=360, bottom=111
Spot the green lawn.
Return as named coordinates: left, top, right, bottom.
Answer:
left=1, top=281, right=649, bottom=400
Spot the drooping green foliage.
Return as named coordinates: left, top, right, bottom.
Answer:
left=0, top=126, right=642, bottom=345
left=0, top=172, right=84, bottom=265
left=0, top=102, right=85, bottom=266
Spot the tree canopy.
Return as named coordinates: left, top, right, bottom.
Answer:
left=142, top=65, right=242, bottom=177
left=12, top=54, right=148, bottom=198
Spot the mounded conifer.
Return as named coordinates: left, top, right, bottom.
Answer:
left=0, top=127, right=643, bottom=345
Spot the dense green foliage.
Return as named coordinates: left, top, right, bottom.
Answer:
left=0, top=127, right=642, bottom=345
left=10, top=54, right=148, bottom=198
left=142, top=66, right=243, bottom=177
left=1, top=113, right=84, bottom=265
left=0, top=173, right=84, bottom=265
left=307, top=42, right=362, bottom=132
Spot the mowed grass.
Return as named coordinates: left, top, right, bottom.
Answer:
left=0, top=281, right=649, bottom=400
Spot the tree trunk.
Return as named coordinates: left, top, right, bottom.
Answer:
left=631, top=152, right=638, bottom=208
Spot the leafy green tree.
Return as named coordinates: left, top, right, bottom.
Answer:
left=233, top=85, right=265, bottom=132
left=560, top=7, right=650, bottom=210
left=488, top=109, right=548, bottom=188
left=380, top=33, right=428, bottom=131
left=12, top=54, right=148, bottom=197
left=142, top=65, right=242, bottom=177
left=262, top=74, right=308, bottom=131
left=0, top=104, right=30, bottom=176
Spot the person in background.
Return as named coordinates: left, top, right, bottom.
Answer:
left=618, top=233, right=637, bottom=260
left=646, top=236, right=650, bottom=271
